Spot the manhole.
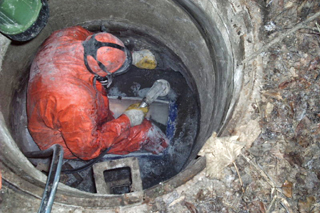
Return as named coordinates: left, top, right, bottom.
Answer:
left=0, top=0, right=256, bottom=210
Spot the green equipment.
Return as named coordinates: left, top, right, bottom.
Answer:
left=0, top=0, right=49, bottom=41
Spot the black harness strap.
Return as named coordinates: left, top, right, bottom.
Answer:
left=82, top=34, right=132, bottom=87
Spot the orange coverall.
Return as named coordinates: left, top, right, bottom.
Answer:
left=27, top=26, right=168, bottom=160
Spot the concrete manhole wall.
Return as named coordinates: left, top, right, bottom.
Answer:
left=0, top=0, right=262, bottom=209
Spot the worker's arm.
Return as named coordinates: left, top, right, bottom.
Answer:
left=56, top=87, right=131, bottom=160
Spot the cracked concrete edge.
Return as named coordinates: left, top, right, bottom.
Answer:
left=219, top=0, right=264, bottom=140
left=188, top=1, right=264, bottom=186
left=1, top=156, right=205, bottom=211
left=189, top=0, right=263, bottom=141
left=0, top=34, right=10, bottom=75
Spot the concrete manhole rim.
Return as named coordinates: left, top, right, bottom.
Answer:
left=0, top=0, right=263, bottom=209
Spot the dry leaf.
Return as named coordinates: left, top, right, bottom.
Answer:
left=282, top=180, right=293, bottom=198
left=270, top=146, right=284, bottom=159
left=265, top=102, right=274, bottom=116
left=199, top=133, right=245, bottom=179
left=284, top=152, right=303, bottom=167
left=258, top=201, right=266, bottom=213
left=285, top=1, right=294, bottom=9
left=307, top=57, right=320, bottom=71
left=278, top=77, right=311, bottom=90
left=297, top=0, right=317, bottom=20
left=168, top=195, right=185, bottom=207
left=199, top=119, right=261, bottom=179
left=237, top=119, right=261, bottom=149
left=262, top=91, right=283, bottom=100
left=184, top=201, right=198, bottom=213
left=298, top=196, right=315, bottom=213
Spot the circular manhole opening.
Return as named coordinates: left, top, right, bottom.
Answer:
left=11, top=25, right=200, bottom=192
left=0, top=0, right=249, bottom=209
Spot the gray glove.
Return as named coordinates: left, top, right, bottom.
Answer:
left=124, top=109, right=145, bottom=127
left=123, top=103, right=149, bottom=127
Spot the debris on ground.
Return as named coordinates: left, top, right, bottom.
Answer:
left=147, top=1, right=320, bottom=212
left=198, top=119, right=261, bottom=179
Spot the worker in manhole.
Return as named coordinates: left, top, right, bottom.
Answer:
left=27, top=26, right=169, bottom=160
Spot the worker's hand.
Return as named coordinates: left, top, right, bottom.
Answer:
left=124, top=103, right=149, bottom=127
left=132, top=49, right=157, bottom=69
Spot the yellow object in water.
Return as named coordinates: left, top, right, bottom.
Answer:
left=126, top=103, right=149, bottom=115
left=132, top=49, right=157, bottom=69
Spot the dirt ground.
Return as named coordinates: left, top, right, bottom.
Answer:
left=147, top=1, right=320, bottom=212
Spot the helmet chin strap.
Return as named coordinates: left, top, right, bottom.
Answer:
left=95, top=74, right=113, bottom=88
left=82, top=34, right=132, bottom=88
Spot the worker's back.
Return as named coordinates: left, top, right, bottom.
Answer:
left=26, top=26, right=168, bottom=160
left=27, top=26, right=113, bottom=159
